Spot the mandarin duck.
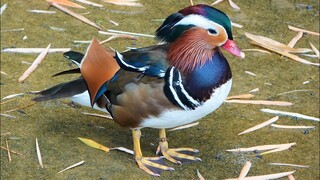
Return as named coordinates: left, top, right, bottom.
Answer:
left=34, top=4, right=244, bottom=176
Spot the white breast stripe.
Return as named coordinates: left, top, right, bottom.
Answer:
left=176, top=69, right=201, bottom=106
left=168, top=67, right=189, bottom=110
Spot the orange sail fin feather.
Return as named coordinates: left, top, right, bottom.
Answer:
left=80, top=38, right=120, bottom=106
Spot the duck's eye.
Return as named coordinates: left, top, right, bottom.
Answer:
left=207, top=28, right=218, bottom=35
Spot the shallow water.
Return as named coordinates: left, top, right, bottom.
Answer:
left=1, top=0, right=319, bottom=179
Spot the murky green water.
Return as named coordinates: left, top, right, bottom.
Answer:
left=1, top=0, right=319, bottom=179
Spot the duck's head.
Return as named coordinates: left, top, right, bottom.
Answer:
left=156, top=4, right=244, bottom=58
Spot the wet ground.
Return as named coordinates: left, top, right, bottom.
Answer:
left=1, top=0, right=319, bottom=179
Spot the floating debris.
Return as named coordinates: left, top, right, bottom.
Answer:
left=224, top=100, right=293, bottom=106
left=0, top=3, right=7, bottom=15
left=99, top=29, right=155, bottom=38
left=238, top=161, right=251, bottom=179
left=27, top=10, right=56, bottom=14
left=245, top=32, right=319, bottom=66
left=249, top=88, right=259, bottom=93
left=269, top=162, right=309, bottom=168
left=242, top=48, right=271, bottom=54
left=1, top=28, right=25, bottom=32
left=226, top=94, right=255, bottom=100
left=1, top=48, right=71, bottom=53
left=169, top=122, right=199, bottom=131
left=0, top=146, right=23, bottom=155
left=271, top=124, right=316, bottom=129
left=0, top=132, right=11, bottom=136
left=100, top=34, right=137, bottom=44
left=74, top=0, right=103, bottom=7
left=109, top=19, right=119, bottom=26
left=78, top=137, right=110, bottom=152
left=231, top=22, right=243, bottom=28
left=0, top=113, right=16, bottom=119
left=81, top=112, right=113, bottom=119
left=277, top=89, right=315, bottom=96
left=226, top=142, right=296, bottom=153
left=287, top=31, right=303, bottom=48
left=108, top=10, right=143, bottom=14
left=302, top=80, right=310, bottom=85
left=110, top=147, right=134, bottom=155
left=244, top=71, right=257, bottom=76
left=2, top=93, right=24, bottom=100
left=1, top=71, right=8, bottom=75
left=288, top=25, right=319, bottom=36
left=73, top=40, right=91, bottom=44
left=197, top=169, right=205, bottom=180
left=211, top=0, right=240, bottom=10
left=309, top=42, right=319, bottom=59
left=58, top=160, right=85, bottom=173
left=260, top=108, right=319, bottom=122
left=260, top=143, right=295, bottom=155
left=238, top=116, right=279, bottom=135
left=3, top=102, right=37, bottom=113
left=50, top=2, right=104, bottom=30
left=288, top=174, right=295, bottom=180
left=36, top=138, right=44, bottom=168
left=103, top=0, right=143, bottom=7
left=6, top=139, right=11, bottom=162
left=18, top=44, right=51, bottom=83
left=49, top=26, right=66, bottom=31
left=47, top=0, right=85, bottom=9
left=225, top=170, right=295, bottom=180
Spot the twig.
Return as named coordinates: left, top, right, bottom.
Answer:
left=2, top=93, right=24, bottom=100
left=277, top=89, right=316, bottom=96
left=224, top=100, right=293, bottom=106
left=226, top=94, right=255, bottom=100
left=288, top=31, right=303, bottom=48
left=58, top=161, right=85, bottom=173
left=226, top=142, right=296, bottom=152
left=6, top=139, right=11, bottom=162
left=74, top=0, right=103, bottom=7
left=238, top=116, right=279, bottom=135
left=18, top=43, right=50, bottom=82
left=3, top=102, right=37, bottom=113
left=269, top=162, right=309, bottom=168
left=0, top=3, right=8, bottom=15
left=81, top=112, right=113, bottom=119
left=50, top=2, right=104, bottom=30
left=288, top=25, right=320, bottom=36
left=47, top=0, right=85, bottom=9
left=169, top=122, right=199, bottom=131
left=99, top=30, right=155, bottom=38
left=1, top=48, right=70, bottom=53
left=36, top=138, right=44, bottom=168
left=0, top=146, right=23, bottom=156
left=260, top=108, right=319, bottom=122
left=1, top=98, right=17, bottom=105
left=271, top=124, right=316, bottom=129
left=225, top=171, right=295, bottom=180
left=197, top=169, right=205, bottom=180
left=0, top=113, right=16, bottom=118
left=238, top=161, right=251, bottom=179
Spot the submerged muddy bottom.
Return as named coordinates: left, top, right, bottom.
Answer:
left=1, top=0, right=319, bottom=179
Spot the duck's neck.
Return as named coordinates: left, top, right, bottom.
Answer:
left=182, top=49, right=232, bottom=102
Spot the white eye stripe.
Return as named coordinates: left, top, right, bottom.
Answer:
left=174, top=14, right=214, bottom=29
left=174, top=14, right=227, bottom=37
